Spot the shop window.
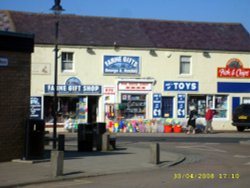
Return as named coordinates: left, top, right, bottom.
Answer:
left=161, top=96, right=173, bottom=118
left=120, top=94, right=146, bottom=119
left=180, top=56, right=191, bottom=75
left=44, top=96, right=79, bottom=123
left=188, top=95, right=206, bottom=116
left=61, top=52, right=74, bottom=72
left=187, top=94, right=228, bottom=118
left=214, top=95, right=228, bottom=118
left=243, top=97, right=250, bottom=104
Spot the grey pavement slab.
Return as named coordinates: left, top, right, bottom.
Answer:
left=0, top=144, right=184, bottom=188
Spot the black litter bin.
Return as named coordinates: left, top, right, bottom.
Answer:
left=93, top=122, right=106, bottom=151
left=78, top=123, right=93, bottom=152
left=24, top=119, right=45, bottom=160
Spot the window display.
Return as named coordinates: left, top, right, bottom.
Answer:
left=44, top=96, right=79, bottom=123
left=187, top=94, right=228, bottom=118
left=44, top=96, right=88, bottom=124
left=215, top=95, right=227, bottom=118
left=121, top=94, right=146, bottom=119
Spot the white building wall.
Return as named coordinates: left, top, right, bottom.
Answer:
left=31, top=44, right=250, bottom=130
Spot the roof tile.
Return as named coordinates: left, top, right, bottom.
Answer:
left=0, top=10, right=249, bottom=52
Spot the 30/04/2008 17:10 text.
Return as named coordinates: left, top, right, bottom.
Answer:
left=173, top=173, right=240, bottom=180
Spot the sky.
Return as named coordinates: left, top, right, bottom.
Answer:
left=0, top=0, right=249, bottom=32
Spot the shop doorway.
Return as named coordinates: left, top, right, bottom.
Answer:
left=88, top=96, right=99, bottom=123
left=161, top=96, right=174, bottom=118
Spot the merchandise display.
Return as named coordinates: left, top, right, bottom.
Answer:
left=106, top=118, right=186, bottom=133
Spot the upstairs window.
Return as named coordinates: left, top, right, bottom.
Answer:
left=61, top=52, right=74, bottom=72
left=180, top=56, right=191, bottom=75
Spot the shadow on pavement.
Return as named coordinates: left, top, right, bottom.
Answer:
left=42, top=147, right=131, bottom=161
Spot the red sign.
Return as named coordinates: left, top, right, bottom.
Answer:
left=118, top=82, right=152, bottom=91
left=103, top=86, right=116, bottom=95
left=217, top=58, right=250, bottom=78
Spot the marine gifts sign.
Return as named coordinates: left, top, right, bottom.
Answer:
left=103, top=55, right=140, bottom=75
left=44, top=77, right=102, bottom=94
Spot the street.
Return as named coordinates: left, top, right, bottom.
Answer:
left=21, top=131, right=250, bottom=188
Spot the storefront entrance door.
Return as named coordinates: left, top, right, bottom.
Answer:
left=161, top=97, right=173, bottom=118
left=88, top=96, right=99, bottom=123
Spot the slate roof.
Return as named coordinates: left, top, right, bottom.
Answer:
left=0, top=10, right=250, bottom=52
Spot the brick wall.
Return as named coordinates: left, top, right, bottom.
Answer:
left=0, top=51, right=31, bottom=161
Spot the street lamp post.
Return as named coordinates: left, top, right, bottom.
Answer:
left=50, top=0, right=64, bottom=149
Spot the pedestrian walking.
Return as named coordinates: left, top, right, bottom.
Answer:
left=187, top=109, right=198, bottom=134
left=205, top=107, right=214, bottom=133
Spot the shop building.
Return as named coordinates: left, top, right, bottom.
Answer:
left=1, top=10, right=250, bottom=130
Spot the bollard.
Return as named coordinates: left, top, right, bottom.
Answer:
left=58, top=134, right=65, bottom=151
left=150, top=143, right=160, bottom=165
left=51, top=150, right=64, bottom=177
left=102, top=132, right=110, bottom=151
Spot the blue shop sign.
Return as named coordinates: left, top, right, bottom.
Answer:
left=177, top=94, right=186, bottom=118
left=218, top=82, right=250, bottom=93
left=30, top=96, right=42, bottom=119
left=164, top=81, right=199, bottom=91
left=153, top=93, right=162, bottom=118
left=65, top=77, right=81, bottom=86
left=44, top=84, right=102, bottom=94
left=103, top=55, right=140, bottom=75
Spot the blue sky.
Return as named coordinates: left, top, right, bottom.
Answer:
left=0, top=0, right=250, bottom=32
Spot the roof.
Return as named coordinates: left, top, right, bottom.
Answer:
left=0, top=10, right=250, bottom=52
left=0, top=30, right=34, bottom=52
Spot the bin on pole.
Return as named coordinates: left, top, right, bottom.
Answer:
left=78, top=123, right=93, bottom=152
left=24, top=119, right=45, bottom=160
left=93, top=122, right=106, bottom=151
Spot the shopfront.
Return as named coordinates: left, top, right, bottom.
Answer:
left=117, top=80, right=154, bottom=119
left=42, top=77, right=102, bottom=127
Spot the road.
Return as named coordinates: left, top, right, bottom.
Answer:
left=22, top=131, right=250, bottom=188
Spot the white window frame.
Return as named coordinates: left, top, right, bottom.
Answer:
left=242, top=97, right=250, bottom=104
left=61, top=52, right=74, bottom=72
left=179, top=56, right=191, bottom=75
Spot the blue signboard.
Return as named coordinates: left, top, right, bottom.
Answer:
left=44, top=84, right=102, bottom=94
left=103, top=55, right=140, bottom=74
left=153, top=93, right=162, bottom=118
left=45, top=77, right=102, bottom=95
left=164, top=81, right=199, bottom=91
left=30, top=96, right=42, bottom=119
left=65, top=77, right=81, bottom=86
left=177, top=94, right=186, bottom=118
left=218, top=82, right=250, bottom=93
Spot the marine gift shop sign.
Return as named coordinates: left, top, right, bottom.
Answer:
left=164, top=81, right=199, bottom=91
left=103, top=55, right=140, bottom=75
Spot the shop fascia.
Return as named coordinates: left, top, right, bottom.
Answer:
left=44, top=77, right=102, bottom=95
left=217, top=58, right=250, bottom=78
left=117, top=78, right=156, bottom=91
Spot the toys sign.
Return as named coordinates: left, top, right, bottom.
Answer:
left=164, top=81, right=199, bottom=91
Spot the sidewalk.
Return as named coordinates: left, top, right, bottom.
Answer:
left=0, top=142, right=185, bottom=188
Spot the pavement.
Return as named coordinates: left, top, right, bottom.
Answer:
left=1, top=131, right=250, bottom=188
left=0, top=134, right=185, bottom=188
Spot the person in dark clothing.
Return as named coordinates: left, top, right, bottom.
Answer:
left=187, top=109, right=198, bottom=134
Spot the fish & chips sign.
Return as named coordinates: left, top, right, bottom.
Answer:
left=217, top=58, right=250, bottom=78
